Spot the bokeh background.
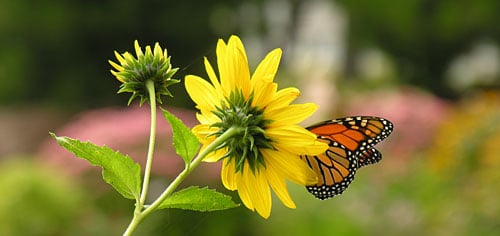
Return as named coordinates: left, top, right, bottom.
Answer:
left=1, top=0, right=499, bottom=235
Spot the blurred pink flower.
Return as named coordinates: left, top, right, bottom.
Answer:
left=344, top=86, right=451, bottom=163
left=37, top=105, right=220, bottom=181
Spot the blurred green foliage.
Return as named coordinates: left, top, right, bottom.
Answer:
left=0, top=0, right=238, bottom=108
left=0, top=159, right=111, bottom=235
left=425, top=92, right=500, bottom=234
left=339, top=0, right=500, bottom=98
left=5, top=147, right=498, bottom=235
left=2, top=0, right=499, bottom=109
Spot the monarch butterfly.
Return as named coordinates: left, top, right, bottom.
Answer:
left=300, top=116, right=393, bottom=200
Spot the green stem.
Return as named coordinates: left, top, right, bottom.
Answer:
left=123, top=80, right=157, bottom=236
left=123, top=210, right=143, bottom=236
left=139, top=80, right=157, bottom=206
left=123, top=80, right=156, bottom=235
left=143, top=126, right=242, bottom=216
left=123, top=126, right=242, bottom=235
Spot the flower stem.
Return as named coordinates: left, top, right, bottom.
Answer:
left=123, top=80, right=157, bottom=236
left=139, top=80, right=157, bottom=206
left=123, top=126, right=243, bottom=235
left=142, top=126, right=242, bottom=216
left=123, top=210, right=143, bottom=236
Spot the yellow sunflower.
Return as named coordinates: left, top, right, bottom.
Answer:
left=185, top=35, right=328, bottom=218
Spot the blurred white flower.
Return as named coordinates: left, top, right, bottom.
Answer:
left=446, top=41, right=500, bottom=91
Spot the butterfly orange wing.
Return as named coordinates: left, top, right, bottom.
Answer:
left=301, top=116, right=393, bottom=199
left=357, top=148, right=382, bottom=168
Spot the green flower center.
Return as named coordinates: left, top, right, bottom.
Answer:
left=212, top=91, right=273, bottom=173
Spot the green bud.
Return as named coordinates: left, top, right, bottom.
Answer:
left=109, top=40, right=180, bottom=105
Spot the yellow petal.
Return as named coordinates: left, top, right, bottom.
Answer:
left=250, top=48, right=282, bottom=109
left=265, top=87, right=300, bottom=113
left=198, top=142, right=226, bottom=162
left=252, top=81, right=277, bottom=109
left=264, top=166, right=296, bottom=209
left=123, top=52, right=136, bottom=64
left=228, top=35, right=252, bottom=98
left=203, top=57, right=222, bottom=94
left=267, top=125, right=328, bottom=155
left=273, top=140, right=328, bottom=156
left=134, top=40, right=143, bottom=57
left=191, top=124, right=217, bottom=142
left=238, top=164, right=271, bottom=219
left=154, top=43, right=163, bottom=58
left=262, top=149, right=318, bottom=186
left=236, top=169, right=254, bottom=211
left=216, top=39, right=231, bottom=98
left=307, top=140, right=331, bottom=155
left=144, top=45, right=153, bottom=58
left=110, top=70, right=125, bottom=82
left=185, top=75, right=220, bottom=112
left=250, top=171, right=272, bottom=219
left=195, top=112, right=219, bottom=125
left=108, top=60, right=123, bottom=71
left=191, top=123, right=212, bottom=135
left=203, top=147, right=226, bottom=162
left=251, top=48, right=282, bottom=83
left=266, top=125, right=317, bottom=145
left=265, top=103, right=318, bottom=127
left=114, top=51, right=126, bottom=64
left=221, top=159, right=237, bottom=190
left=216, top=36, right=252, bottom=99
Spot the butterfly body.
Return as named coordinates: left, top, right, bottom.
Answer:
left=301, top=116, right=393, bottom=200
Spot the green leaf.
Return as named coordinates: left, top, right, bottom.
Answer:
left=161, top=108, right=200, bottom=163
left=50, top=133, right=141, bottom=200
left=158, top=186, right=239, bottom=212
